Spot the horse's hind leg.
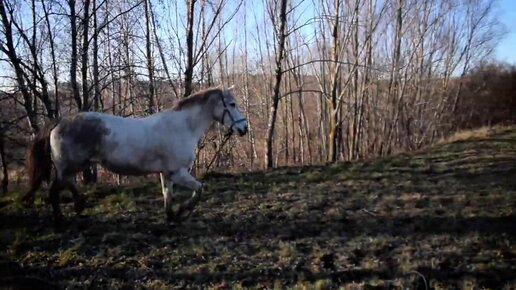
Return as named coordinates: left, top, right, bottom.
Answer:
left=21, top=170, right=44, bottom=206
left=21, top=182, right=40, bottom=206
left=49, top=179, right=65, bottom=221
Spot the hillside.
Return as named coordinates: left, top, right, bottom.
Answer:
left=0, top=127, right=515, bottom=289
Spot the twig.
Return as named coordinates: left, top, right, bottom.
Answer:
left=360, top=208, right=377, bottom=217
left=407, top=270, right=428, bottom=290
left=205, top=133, right=232, bottom=171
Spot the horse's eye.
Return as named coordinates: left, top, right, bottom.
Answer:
left=230, top=103, right=236, bottom=108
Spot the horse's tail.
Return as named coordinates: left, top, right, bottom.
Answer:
left=22, top=119, right=59, bottom=204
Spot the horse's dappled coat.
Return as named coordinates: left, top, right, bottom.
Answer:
left=22, top=86, right=248, bottom=224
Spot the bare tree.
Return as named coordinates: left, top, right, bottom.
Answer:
left=242, top=0, right=258, bottom=167
left=144, top=0, right=155, bottom=112
left=42, top=0, right=60, bottom=116
left=81, top=0, right=91, bottom=111
left=265, top=0, right=288, bottom=169
left=69, top=0, right=81, bottom=110
left=0, top=0, right=39, bottom=132
left=184, top=0, right=196, bottom=97
left=0, top=123, right=7, bottom=194
left=92, top=0, right=101, bottom=111
left=327, top=0, right=341, bottom=162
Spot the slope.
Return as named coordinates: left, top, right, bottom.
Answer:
left=0, top=127, right=515, bottom=289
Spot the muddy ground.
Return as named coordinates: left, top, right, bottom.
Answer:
left=1, top=128, right=515, bottom=289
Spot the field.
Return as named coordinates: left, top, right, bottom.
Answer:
left=0, top=127, right=515, bottom=289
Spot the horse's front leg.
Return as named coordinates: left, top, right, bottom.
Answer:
left=160, top=172, right=174, bottom=223
left=169, top=168, right=203, bottom=222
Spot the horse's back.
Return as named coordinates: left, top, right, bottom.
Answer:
left=51, top=112, right=142, bottom=163
left=53, top=111, right=166, bottom=176
left=56, top=111, right=148, bottom=136
left=52, top=112, right=109, bottom=147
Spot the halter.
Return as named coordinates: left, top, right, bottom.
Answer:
left=218, top=92, right=246, bottom=135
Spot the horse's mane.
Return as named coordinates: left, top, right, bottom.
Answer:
left=173, top=87, right=222, bottom=111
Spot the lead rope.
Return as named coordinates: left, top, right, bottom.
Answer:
left=205, top=132, right=232, bottom=171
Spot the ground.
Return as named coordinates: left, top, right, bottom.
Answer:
left=0, top=127, right=515, bottom=289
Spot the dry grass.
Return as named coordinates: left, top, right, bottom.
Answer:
left=0, top=127, right=515, bottom=289
left=437, top=124, right=512, bottom=144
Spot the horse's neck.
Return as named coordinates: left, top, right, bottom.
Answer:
left=163, top=106, right=213, bottom=141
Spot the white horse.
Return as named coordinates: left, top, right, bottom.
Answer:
left=22, top=86, right=248, bottom=223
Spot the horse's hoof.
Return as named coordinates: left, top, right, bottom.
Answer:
left=166, top=212, right=175, bottom=224
left=74, top=196, right=86, bottom=215
left=174, top=209, right=193, bottom=223
left=21, top=196, right=35, bottom=207
left=167, top=220, right=181, bottom=227
left=53, top=214, right=65, bottom=229
left=22, top=200, right=34, bottom=208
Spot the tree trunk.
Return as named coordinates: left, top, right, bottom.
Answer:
left=243, top=1, right=257, bottom=168
left=328, top=0, right=341, bottom=163
left=144, top=0, right=155, bottom=113
left=42, top=0, right=60, bottom=117
left=0, top=129, right=8, bottom=194
left=69, top=0, right=81, bottom=110
left=384, top=0, right=403, bottom=155
left=184, top=0, right=196, bottom=97
left=265, top=0, right=288, bottom=169
left=81, top=0, right=91, bottom=111
left=80, top=0, right=96, bottom=184
left=28, top=0, right=54, bottom=119
left=92, top=0, right=100, bottom=111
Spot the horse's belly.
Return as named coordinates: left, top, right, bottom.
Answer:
left=100, top=161, right=151, bottom=176
left=98, top=131, right=165, bottom=175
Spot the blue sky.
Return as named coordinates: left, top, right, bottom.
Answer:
left=495, top=0, right=516, bottom=63
left=244, top=0, right=516, bottom=65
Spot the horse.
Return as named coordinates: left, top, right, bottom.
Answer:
left=21, top=86, right=248, bottom=224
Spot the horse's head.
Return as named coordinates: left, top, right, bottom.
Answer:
left=213, top=86, right=248, bottom=136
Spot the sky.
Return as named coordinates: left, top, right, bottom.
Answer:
left=243, top=0, right=516, bottom=65
left=495, top=0, right=516, bottom=64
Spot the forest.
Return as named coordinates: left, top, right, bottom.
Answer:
left=0, top=0, right=515, bottom=189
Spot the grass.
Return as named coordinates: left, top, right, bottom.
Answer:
left=0, top=127, right=515, bottom=289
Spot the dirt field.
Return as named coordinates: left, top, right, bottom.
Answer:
left=1, top=127, right=515, bottom=289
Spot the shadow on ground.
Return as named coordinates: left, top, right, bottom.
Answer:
left=1, top=128, right=515, bottom=289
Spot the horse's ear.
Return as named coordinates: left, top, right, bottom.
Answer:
left=223, top=85, right=235, bottom=97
